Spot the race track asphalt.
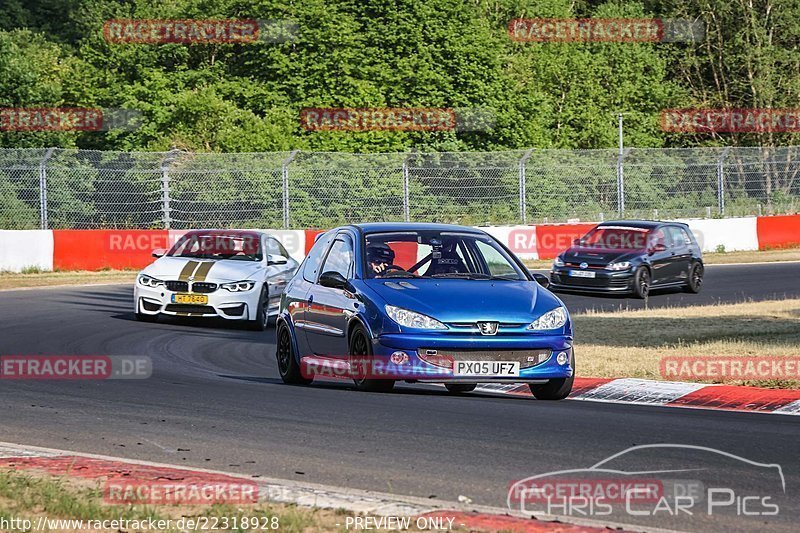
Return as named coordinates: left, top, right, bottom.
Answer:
left=1, top=262, right=798, bottom=531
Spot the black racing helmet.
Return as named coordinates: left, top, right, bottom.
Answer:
left=366, top=242, right=395, bottom=264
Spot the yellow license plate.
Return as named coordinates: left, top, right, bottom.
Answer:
left=171, top=293, right=208, bottom=304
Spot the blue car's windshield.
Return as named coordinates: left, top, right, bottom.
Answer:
left=364, top=231, right=526, bottom=280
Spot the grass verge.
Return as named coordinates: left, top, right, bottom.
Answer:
left=0, top=468, right=444, bottom=532
left=524, top=246, right=800, bottom=270
left=0, top=270, right=136, bottom=290
left=573, top=298, right=800, bottom=388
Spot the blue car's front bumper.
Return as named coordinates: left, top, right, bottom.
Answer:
left=370, top=332, right=573, bottom=382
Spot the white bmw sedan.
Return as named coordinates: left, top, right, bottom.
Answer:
left=134, top=230, right=298, bottom=330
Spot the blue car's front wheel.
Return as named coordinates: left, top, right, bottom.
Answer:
left=445, top=383, right=477, bottom=394
left=528, top=351, right=574, bottom=400
left=350, top=326, right=395, bottom=393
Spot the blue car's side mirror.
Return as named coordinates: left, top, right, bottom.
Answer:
left=532, top=273, right=550, bottom=289
left=319, top=271, right=349, bottom=290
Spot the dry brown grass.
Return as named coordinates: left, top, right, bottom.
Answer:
left=573, top=298, right=800, bottom=388
left=0, top=467, right=449, bottom=532
left=0, top=270, right=136, bottom=290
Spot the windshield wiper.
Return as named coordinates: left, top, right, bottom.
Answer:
left=430, top=272, right=492, bottom=279
left=381, top=271, right=417, bottom=278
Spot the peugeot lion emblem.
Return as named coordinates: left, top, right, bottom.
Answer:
left=477, top=321, right=499, bottom=336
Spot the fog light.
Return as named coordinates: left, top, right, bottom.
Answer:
left=391, top=351, right=409, bottom=365
left=556, top=351, right=569, bottom=365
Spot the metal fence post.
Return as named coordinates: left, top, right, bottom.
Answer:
left=616, top=149, right=628, bottom=217
left=402, top=154, right=411, bottom=222
left=519, top=149, right=534, bottom=224
left=717, top=146, right=731, bottom=216
left=282, top=150, right=300, bottom=229
left=38, top=148, right=56, bottom=229
left=160, top=149, right=179, bottom=230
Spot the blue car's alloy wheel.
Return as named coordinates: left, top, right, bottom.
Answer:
left=277, top=324, right=312, bottom=385
left=350, top=326, right=395, bottom=393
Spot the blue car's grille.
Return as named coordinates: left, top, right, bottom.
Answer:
left=446, top=322, right=528, bottom=332
left=418, top=349, right=551, bottom=369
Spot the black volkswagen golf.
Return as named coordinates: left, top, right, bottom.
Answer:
left=549, top=220, right=704, bottom=298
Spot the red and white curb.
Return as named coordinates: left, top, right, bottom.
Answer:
left=476, top=377, right=800, bottom=415
left=0, top=441, right=651, bottom=532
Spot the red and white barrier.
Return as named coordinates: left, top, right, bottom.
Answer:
left=0, top=215, right=798, bottom=273
left=0, top=230, right=53, bottom=272
left=476, top=377, right=800, bottom=415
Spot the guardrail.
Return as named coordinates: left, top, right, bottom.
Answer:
left=2, top=215, right=798, bottom=273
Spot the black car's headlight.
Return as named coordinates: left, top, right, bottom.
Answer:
left=221, top=280, right=257, bottom=292
left=553, top=256, right=565, bottom=268
left=527, top=306, right=568, bottom=331
left=385, top=305, right=447, bottom=330
left=138, top=274, right=165, bottom=288
left=606, top=261, right=632, bottom=271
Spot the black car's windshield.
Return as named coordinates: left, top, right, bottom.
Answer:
left=168, top=233, right=263, bottom=261
left=578, top=226, right=650, bottom=250
left=364, top=231, right=526, bottom=280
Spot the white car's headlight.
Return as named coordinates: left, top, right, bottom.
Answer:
left=138, top=274, right=165, bottom=288
left=385, top=305, right=447, bottom=330
left=527, top=306, right=568, bottom=331
left=606, top=261, right=631, bottom=271
left=553, top=256, right=565, bottom=268
left=221, top=280, right=257, bottom=292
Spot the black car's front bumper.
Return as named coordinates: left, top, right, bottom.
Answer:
left=549, top=268, right=634, bottom=293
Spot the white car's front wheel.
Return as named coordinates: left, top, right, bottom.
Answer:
left=247, top=285, right=269, bottom=331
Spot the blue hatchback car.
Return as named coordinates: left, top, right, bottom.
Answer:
left=275, top=223, right=574, bottom=400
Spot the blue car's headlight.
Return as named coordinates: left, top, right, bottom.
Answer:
left=138, top=274, right=165, bottom=288
left=385, top=305, right=447, bottom=330
left=221, top=280, right=257, bottom=292
left=527, top=306, right=568, bottom=331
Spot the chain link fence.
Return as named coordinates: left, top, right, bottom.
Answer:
left=1, top=146, right=798, bottom=229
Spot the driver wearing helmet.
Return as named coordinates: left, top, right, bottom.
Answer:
left=366, top=242, right=401, bottom=277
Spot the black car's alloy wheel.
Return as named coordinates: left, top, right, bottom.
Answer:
left=684, top=263, right=704, bottom=293
left=632, top=267, right=650, bottom=299
left=276, top=324, right=312, bottom=385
